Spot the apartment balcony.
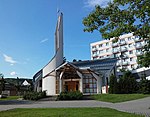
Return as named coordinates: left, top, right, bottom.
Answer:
left=130, top=61, right=137, bottom=65
left=93, top=57, right=99, bottom=60
left=92, top=48, right=98, bottom=51
left=135, top=44, right=143, bottom=49
left=134, top=37, right=143, bottom=42
left=109, top=55, right=115, bottom=58
left=119, top=41, right=126, bottom=45
left=114, top=54, right=120, bottom=58
left=112, top=43, right=118, bottom=47
left=113, top=49, right=120, bottom=54
left=136, top=52, right=143, bottom=56
left=92, top=53, right=98, bottom=57
left=121, top=54, right=129, bottom=59
left=128, top=46, right=135, bottom=50
left=120, top=47, right=127, bottom=52
left=116, top=62, right=121, bottom=67
left=122, top=61, right=129, bottom=66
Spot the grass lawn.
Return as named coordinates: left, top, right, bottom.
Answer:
left=0, top=108, right=143, bottom=117
left=92, top=94, right=150, bottom=103
left=0, top=96, right=21, bottom=100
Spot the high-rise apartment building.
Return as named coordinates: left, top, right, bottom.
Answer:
left=90, top=33, right=150, bottom=79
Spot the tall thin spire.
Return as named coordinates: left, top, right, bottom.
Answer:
left=57, top=8, right=60, bottom=18
left=56, top=0, right=61, bottom=17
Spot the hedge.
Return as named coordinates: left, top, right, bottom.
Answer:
left=23, top=91, right=46, bottom=100
left=57, top=91, right=83, bottom=100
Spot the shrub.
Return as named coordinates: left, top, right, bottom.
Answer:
left=117, top=71, right=138, bottom=94
left=23, top=91, right=46, bottom=100
left=109, top=75, right=118, bottom=94
left=57, top=91, right=83, bottom=100
left=139, top=79, right=150, bottom=94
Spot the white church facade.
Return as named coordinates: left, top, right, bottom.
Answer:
left=33, top=13, right=117, bottom=96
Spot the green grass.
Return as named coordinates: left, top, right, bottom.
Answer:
left=92, top=94, right=150, bottom=103
left=0, top=96, right=22, bottom=100
left=0, top=108, right=143, bottom=117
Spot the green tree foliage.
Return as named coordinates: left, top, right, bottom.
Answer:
left=138, top=52, right=150, bottom=67
left=23, top=91, right=46, bottom=100
left=109, top=75, right=118, bottom=94
left=15, top=77, right=21, bottom=93
left=83, top=0, right=150, bottom=67
left=0, top=73, right=3, bottom=78
left=139, top=79, right=150, bottom=94
left=28, top=81, right=34, bottom=92
left=0, top=73, right=5, bottom=91
left=118, top=71, right=137, bottom=94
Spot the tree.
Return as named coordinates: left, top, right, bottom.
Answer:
left=118, top=71, right=137, bottom=94
left=0, top=73, right=5, bottom=91
left=15, top=77, right=21, bottom=95
left=83, top=0, right=150, bottom=67
left=28, top=81, right=34, bottom=92
left=73, top=59, right=77, bottom=62
left=139, top=79, right=150, bottom=94
left=139, top=72, right=150, bottom=94
left=109, top=74, right=118, bottom=94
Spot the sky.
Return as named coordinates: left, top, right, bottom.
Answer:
left=0, top=0, right=111, bottom=78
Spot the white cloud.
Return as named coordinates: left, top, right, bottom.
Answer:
left=84, top=0, right=112, bottom=8
left=3, top=54, right=17, bottom=65
left=10, top=71, right=17, bottom=76
left=40, top=38, right=49, bottom=43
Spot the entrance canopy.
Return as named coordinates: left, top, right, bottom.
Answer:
left=56, top=62, right=82, bottom=79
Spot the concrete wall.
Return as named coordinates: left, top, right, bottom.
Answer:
left=42, top=72, right=56, bottom=95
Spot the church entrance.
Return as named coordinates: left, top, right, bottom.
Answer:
left=65, top=81, right=79, bottom=92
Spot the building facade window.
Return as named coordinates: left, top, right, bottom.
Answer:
left=106, top=42, right=109, bottom=46
left=120, top=39, right=125, bottom=42
left=131, top=65, right=134, bottom=69
left=136, top=49, right=141, bottom=52
left=93, top=51, right=97, bottom=54
left=135, top=36, right=139, bottom=39
left=99, top=50, right=103, bottom=54
left=129, top=51, right=133, bottom=54
left=92, top=46, right=96, bottom=49
left=128, top=37, right=131, bottom=41
left=83, top=76, right=97, bottom=94
left=128, top=44, right=131, bottom=47
left=99, top=44, right=103, bottom=48
left=106, top=48, right=109, bottom=52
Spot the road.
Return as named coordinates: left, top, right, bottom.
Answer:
left=0, top=97, right=150, bottom=117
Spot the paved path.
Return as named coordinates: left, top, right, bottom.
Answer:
left=0, top=97, right=150, bottom=117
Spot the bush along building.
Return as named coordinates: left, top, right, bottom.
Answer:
left=33, top=13, right=117, bottom=96
left=90, top=33, right=150, bottom=80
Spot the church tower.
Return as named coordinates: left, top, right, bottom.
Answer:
left=55, top=13, right=64, bottom=68
left=42, top=13, right=64, bottom=95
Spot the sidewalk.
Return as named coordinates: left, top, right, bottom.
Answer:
left=0, top=97, right=150, bottom=116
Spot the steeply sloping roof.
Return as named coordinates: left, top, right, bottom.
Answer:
left=22, top=80, right=30, bottom=86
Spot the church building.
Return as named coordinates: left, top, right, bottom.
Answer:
left=33, top=13, right=117, bottom=96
